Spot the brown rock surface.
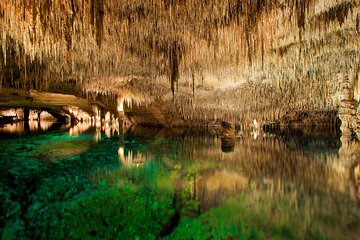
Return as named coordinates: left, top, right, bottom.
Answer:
left=0, top=1, right=359, bottom=127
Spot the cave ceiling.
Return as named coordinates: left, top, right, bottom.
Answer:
left=0, top=0, right=359, bottom=122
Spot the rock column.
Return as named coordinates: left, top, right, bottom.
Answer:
left=338, top=72, right=360, bottom=202
left=338, top=73, right=359, bottom=139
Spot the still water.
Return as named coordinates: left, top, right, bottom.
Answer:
left=0, top=122, right=359, bottom=239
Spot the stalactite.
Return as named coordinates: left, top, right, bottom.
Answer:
left=90, top=0, right=95, bottom=26
left=95, top=0, right=104, bottom=47
left=311, top=1, right=355, bottom=31
left=169, top=41, right=181, bottom=98
left=0, top=0, right=358, bottom=125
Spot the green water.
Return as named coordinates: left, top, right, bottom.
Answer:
left=0, top=123, right=359, bottom=240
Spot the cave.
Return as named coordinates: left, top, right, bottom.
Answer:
left=0, top=1, right=359, bottom=239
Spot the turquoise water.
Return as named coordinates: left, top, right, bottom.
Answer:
left=0, top=123, right=359, bottom=239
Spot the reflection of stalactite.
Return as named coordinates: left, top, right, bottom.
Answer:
left=339, top=136, right=360, bottom=205
left=350, top=161, right=360, bottom=206
left=118, top=147, right=146, bottom=167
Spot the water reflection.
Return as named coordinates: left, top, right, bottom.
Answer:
left=69, top=122, right=92, bottom=136
left=175, top=133, right=359, bottom=208
left=0, top=122, right=25, bottom=134
left=107, top=128, right=359, bottom=238
left=1, top=125, right=359, bottom=238
left=68, top=120, right=121, bottom=139
left=0, top=116, right=122, bottom=138
left=102, top=122, right=120, bottom=138
left=0, top=120, right=55, bottom=134
left=29, top=120, right=55, bottom=132
left=118, top=147, right=146, bottom=167
left=196, top=169, right=248, bottom=210
left=2, top=122, right=356, bottom=208
left=340, top=136, right=360, bottom=205
left=116, top=128, right=356, bottom=212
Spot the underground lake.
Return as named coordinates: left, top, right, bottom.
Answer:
left=0, top=122, right=359, bottom=239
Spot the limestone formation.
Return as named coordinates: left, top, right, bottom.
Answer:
left=338, top=72, right=360, bottom=139
left=0, top=1, right=359, bottom=131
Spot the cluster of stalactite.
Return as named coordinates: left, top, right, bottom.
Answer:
left=0, top=0, right=359, bottom=124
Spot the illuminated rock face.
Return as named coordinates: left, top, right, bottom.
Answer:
left=338, top=73, right=360, bottom=140
left=339, top=100, right=358, bottom=136
left=0, top=108, right=58, bottom=122
left=0, top=1, right=359, bottom=128
left=0, top=108, right=18, bottom=118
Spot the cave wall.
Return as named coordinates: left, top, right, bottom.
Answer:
left=0, top=0, right=359, bottom=127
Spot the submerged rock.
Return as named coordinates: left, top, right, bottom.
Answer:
left=221, top=121, right=235, bottom=152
